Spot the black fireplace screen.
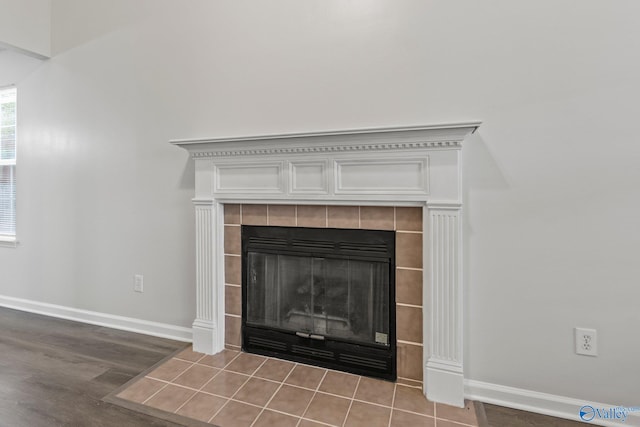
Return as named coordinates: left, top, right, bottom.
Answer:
left=242, top=225, right=396, bottom=380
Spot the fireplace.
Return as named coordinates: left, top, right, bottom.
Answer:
left=171, top=123, right=480, bottom=407
left=242, top=225, right=396, bottom=380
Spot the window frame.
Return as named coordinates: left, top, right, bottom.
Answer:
left=0, top=85, right=17, bottom=247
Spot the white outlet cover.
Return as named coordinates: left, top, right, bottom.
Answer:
left=575, top=327, right=597, bottom=356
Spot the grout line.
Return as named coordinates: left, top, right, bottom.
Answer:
left=224, top=223, right=241, bottom=227
left=294, top=205, right=298, bottom=227
left=387, top=382, right=397, bottom=427
left=140, top=382, right=170, bottom=405
left=358, top=206, right=361, bottom=229
left=325, top=205, right=328, bottom=228
left=393, top=206, right=397, bottom=231
left=397, top=339, right=424, bottom=347
left=207, top=354, right=269, bottom=424
left=396, top=266, right=423, bottom=271
left=250, top=360, right=298, bottom=427
left=225, top=283, right=241, bottom=288
left=266, top=204, right=270, bottom=225
left=225, top=253, right=241, bottom=258
left=341, top=375, right=361, bottom=427
left=396, top=302, right=422, bottom=308
left=395, top=230, right=423, bottom=234
left=295, top=368, right=329, bottom=427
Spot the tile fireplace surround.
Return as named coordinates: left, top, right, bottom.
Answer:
left=172, top=123, right=480, bottom=407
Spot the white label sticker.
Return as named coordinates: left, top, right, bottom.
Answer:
left=375, top=332, right=388, bottom=345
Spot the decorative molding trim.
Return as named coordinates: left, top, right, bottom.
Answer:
left=0, top=295, right=192, bottom=342
left=428, top=207, right=462, bottom=363
left=466, top=380, right=640, bottom=427
left=171, top=123, right=480, bottom=158
left=187, top=141, right=462, bottom=158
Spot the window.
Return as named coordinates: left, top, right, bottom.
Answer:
left=0, top=87, right=17, bottom=241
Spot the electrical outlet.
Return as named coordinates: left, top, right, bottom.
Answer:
left=575, top=327, right=597, bottom=356
left=134, top=274, right=144, bottom=293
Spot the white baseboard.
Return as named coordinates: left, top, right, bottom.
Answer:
left=465, top=379, right=640, bottom=427
left=0, top=295, right=192, bottom=343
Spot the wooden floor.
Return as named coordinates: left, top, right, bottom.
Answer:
left=0, top=306, right=586, bottom=427
left=0, top=306, right=187, bottom=427
left=480, top=403, right=587, bottom=426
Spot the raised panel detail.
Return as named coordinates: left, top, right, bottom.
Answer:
left=290, top=161, right=328, bottom=193
left=215, top=163, right=283, bottom=193
left=335, top=158, right=428, bottom=195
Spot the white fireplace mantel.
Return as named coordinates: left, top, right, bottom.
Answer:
left=171, top=122, right=480, bottom=407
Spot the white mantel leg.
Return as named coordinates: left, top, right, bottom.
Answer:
left=192, top=198, right=225, bottom=354
left=425, top=203, right=464, bottom=407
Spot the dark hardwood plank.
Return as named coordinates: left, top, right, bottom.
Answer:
left=0, top=307, right=188, bottom=427
left=480, top=403, right=589, bottom=427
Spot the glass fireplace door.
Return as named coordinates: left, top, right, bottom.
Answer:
left=245, top=252, right=390, bottom=347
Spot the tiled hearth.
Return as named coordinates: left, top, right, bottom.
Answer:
left=116, top=346, right=479, bottom=427
left=223, top=203, right=424, bottom=386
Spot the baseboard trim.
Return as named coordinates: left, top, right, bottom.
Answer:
left=465, top=379, right=640, bottom=427
left=0, top=295, right=192, bottom=343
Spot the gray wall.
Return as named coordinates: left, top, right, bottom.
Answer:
left=1, top=0, right=638, bottom=407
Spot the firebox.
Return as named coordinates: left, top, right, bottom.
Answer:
left=241, top=225, right=396, bottom=380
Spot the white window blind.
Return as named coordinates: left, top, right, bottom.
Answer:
left=0, top=87, right=17, bottom=237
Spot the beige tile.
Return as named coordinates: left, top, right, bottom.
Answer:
left=253, top=410, right=300, bottom=427
left=284, top=364, right=326, bottom=390
left=198, top=348, right=239, bottom=369
left=296, top=205, right=327, bottom=227
left=397, top=342, right=423, bottom=381
left=268, top=204, right=296, bottom=226
left=354, top=376, right=395, bottom=406
left=344, top=401, right=391, bottom=427
left=360, top=206, right=395, bottom=230
left=225, top=285, right=241, bottom=316
left=242, top=204, right=268, bottom=225
left=201, top=370, right=249, bottom=398
left=172, top=364, right=219, bottom=389
left=176, top=392, right=227, bottom=422
left=393, top=385, right=434, bottom=416
left=298, top=420, right=328, bottom=427
left=435, top=400, right=478, bottom=425
left=225, top=255, right=241, bottom=285
left=233, top=377, right=280, bottom=407
left=437, top=420, right=479, bottom=427
left=211, top=400, right=262, bottom=427
left=397, top=305, right=422, bottom=343
left=395, top=207, right=423, bottom=231
left=396, top=377, right=423, bottom=388
left=327, top=205, right=359, bottom=228
left=174, top=346, right=205, bottom=363
left=303, top=392, right=351, bottom=426
left=117, top=377, right=165, bottom=403
left=146, top=358, right=193, bottom=382
left=318, top=370, right=359, bottom=398
left=396, top=232, right=423, bottom=269
left=390, top=409, right=434, bottom=427
left=396, top=268, right=423, bottom=306
left=254, top=358, right=295, bottom=382
left=225, top=315, right=241, bottom=347
left=224, top=204, right=241, bottom=225
left=145, top=384, right=195, bottom=413
left=224, top=225, right=241, bottom=255
left=225, top=352, right=266, bottom=375
left=267, top=385, right=315, bottom=417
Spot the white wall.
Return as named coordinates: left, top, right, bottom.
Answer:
left=0, top=0, right=51, bottom=57
left=1, top=0, right=638, bottom=410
